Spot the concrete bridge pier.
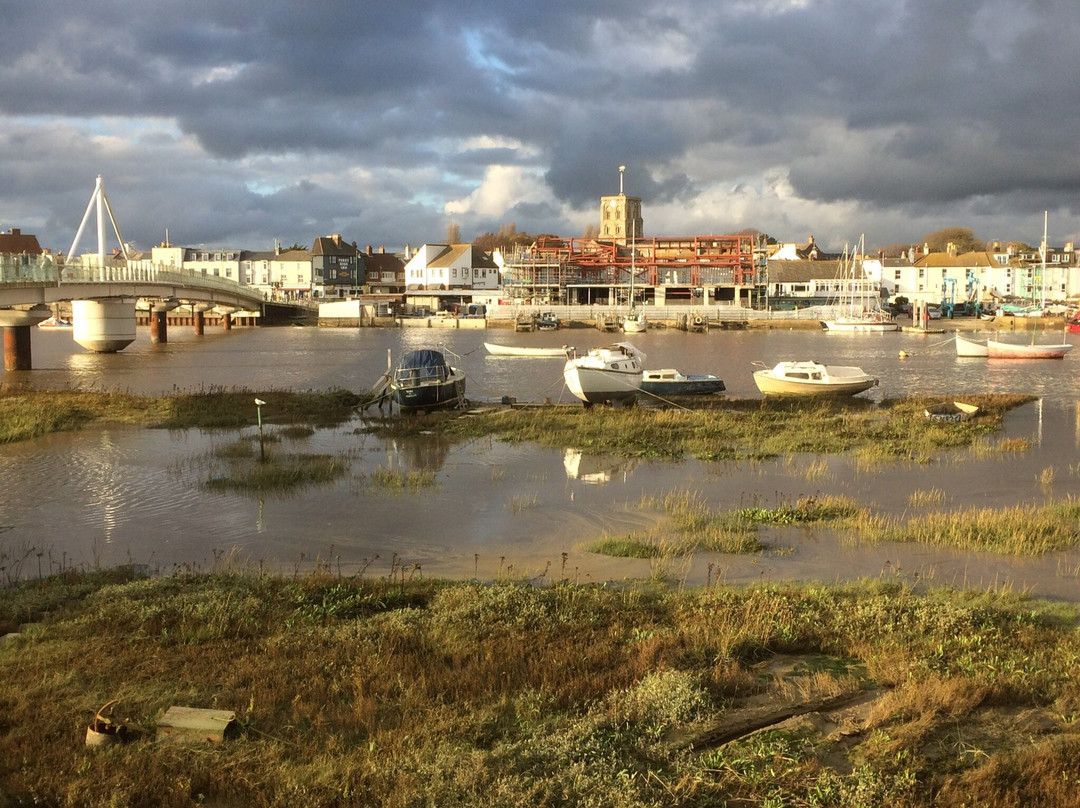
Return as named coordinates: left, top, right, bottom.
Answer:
left=72, top=299, right=136, bottom=353
left=150, top=309, right=167, bottom=343
left=193, top=303, right=213, bottom=336
left=0, top=305, right=51, bottom=370
left=150, top=299, right=180, bottom=344
left=3, top=326, right=32, bottom=371
left=217, top=306, right=237, bottom=331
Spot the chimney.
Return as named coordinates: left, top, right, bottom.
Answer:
left=332, top=233, right=342, bottom=245
left=379, top=245, right=385, bottom=254
left=923, top=243, right=929, bottom=255
left=10, top=228, right=21, bottom=236
left=947, top=242, right=957, bottom=257
left=366, top=245, right=373, bottom=255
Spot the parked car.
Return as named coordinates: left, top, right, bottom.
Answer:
left=926, top=305, right=942, bottom=319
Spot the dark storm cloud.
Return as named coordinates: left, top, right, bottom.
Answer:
left=2, top=0, right=1079, bottom=253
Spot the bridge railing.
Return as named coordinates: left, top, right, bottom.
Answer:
left=59, top=260, right=262, bottom=299
left=0, top=254, right=264, bottom=305
left=0, top=254, right=60, bottom=283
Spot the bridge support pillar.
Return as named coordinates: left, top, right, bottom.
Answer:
left=222, top=312, right=232, bottom=331
left=72, top=299, right=136, bottom=353
left=194, top=311, right=205, bottom=335
left=3, top=326, right=32, bottom=371
left=150, top=309, right=168, bottom=344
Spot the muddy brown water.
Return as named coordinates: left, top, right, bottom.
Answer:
left=3, top=323, right=1080, bottom=600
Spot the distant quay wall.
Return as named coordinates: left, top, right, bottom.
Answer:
left=317, top=301, right=1054, bottom=331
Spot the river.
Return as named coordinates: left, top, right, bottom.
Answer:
left=2, top=320, right=1080, bottom=600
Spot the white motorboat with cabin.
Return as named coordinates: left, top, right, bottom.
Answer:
left=752, top=360, right=879, bottom=397
left=563, top=342, right=645, bottom=407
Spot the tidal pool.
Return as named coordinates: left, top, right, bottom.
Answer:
left=2, top=399, right=1079, bottom=601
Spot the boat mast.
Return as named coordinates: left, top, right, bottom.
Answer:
left=1040, top=210, right=1048, bottom=309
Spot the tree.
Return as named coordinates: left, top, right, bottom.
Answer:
left=582, top=223, right=599, bottom=239
left=446, top=221, right=461, bottom=244
left=919, top=227, right=984, bottom=254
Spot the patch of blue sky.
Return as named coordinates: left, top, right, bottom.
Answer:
left=462, top=28, right=516, bottom=75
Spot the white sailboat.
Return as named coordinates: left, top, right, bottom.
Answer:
left=821, top=236, right=898, bottom=332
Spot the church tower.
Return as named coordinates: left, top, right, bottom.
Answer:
left=599, top=165, right=643, bottom=244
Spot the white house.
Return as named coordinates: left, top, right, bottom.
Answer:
left=270, top=247, right=315, bottom=300
left=887, top=243, right=1077, bottom=309
left=403, top=243, right=499, bottom=290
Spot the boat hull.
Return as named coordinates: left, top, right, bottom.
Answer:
left=484, top=342, right=566, bottom=357
left=640, top=371, right=725, bottom=396
left=391, top=373, right=465, bottom=412
left=753, top=361, right=878, bottom=397
left=821, top=317, right=898, bottom=333
left=986, top=340, right=1073, bottom=359
left=563, top=342, right=644, bottom=405
left=955, top=334, right=988, bottom=357
left=924, top=402, right=979, bottom=422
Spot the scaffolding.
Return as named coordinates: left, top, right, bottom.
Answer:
left=499, top=234, right=763, bottom=305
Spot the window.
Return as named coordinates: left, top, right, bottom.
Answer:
left=894, top=270, right=901, bottom=280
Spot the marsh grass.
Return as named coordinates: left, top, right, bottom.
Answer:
left=589, top=492, right=868, bottom=561
left=203, top=452, right=348, bottom=492
left=366, top=465, right=437, bottom=492
left=399, top=393, right=1036, bottom=463
left=908, top=487, right=947, bottom=507
left=0, top=388, right=362, bottom=442
left=735, top=494, right=863, bottom=525
left=860, top=500, right=1080, bottom=554
left=509, top=492, right=539, bottom=513
left=2, top=571, right=1080, bottom=807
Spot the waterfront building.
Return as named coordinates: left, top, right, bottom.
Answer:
left=312, top=234, right=361, bottom=298
left=403, top=243, right=499, bottom=292
left=362, top=245, right=406, bottom=295
left=889, top=241, right=1078, bottom=311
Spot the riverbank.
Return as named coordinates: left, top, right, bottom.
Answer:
left=2, top=569, right=1079, bottom=807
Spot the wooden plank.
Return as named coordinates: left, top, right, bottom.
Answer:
left=156, top=706, right=237, bottom=744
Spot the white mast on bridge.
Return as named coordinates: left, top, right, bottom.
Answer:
left=66, top=175, right=129, bottom=263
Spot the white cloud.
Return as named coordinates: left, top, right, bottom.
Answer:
left=444, top=165, right=548, bottom=218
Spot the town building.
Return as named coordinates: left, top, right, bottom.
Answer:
left=0, top=227, right=44, bottom=255
left=362, top=245, right=406, bottom=294
left=311, top=234, right=361, bottom=298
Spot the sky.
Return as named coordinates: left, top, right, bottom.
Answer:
left=2, top=0, right=1080, bottom=257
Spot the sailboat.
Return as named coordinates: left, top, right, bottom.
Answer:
left=986, top=213, right=1072, bottom=358
left=821, top=236, right=898, bottom=332
left=622, top=220, right=647, bottom=333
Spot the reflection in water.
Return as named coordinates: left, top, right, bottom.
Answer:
left=563, top=449, right=638, bottom=484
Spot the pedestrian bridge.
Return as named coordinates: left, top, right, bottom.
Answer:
left=0, top=253, right=265, bottom=311
left=0, top=253, right=269, bottom=368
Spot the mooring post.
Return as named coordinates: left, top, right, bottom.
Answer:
left=255, top=398, right=266, bottom=461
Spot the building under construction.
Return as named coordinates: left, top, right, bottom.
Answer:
left=497, top=176, right=766, bottom=307
left=498, top=233, right=765, bottom=308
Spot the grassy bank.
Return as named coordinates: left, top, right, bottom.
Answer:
left=2, top=569, right=1080, bottom=807
left=1, top=389, right=1033, bottom=461
left=0, top=388, right=364, bottom=444
left=377, top=393, right=1036, bottom=462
